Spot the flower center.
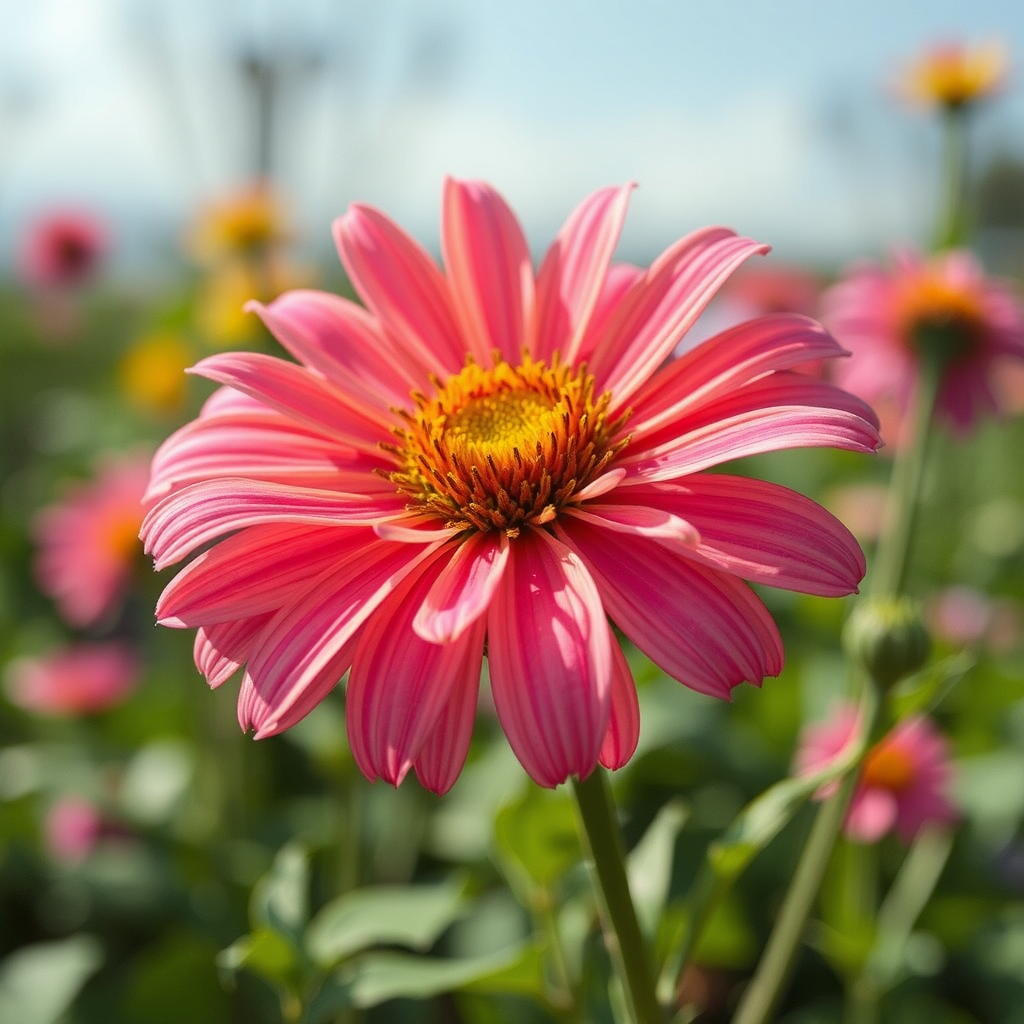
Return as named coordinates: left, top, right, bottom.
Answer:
left=896, top=276, right=984, bottom=366
left=861, top=741, right=915, bottom=792
left=386, top=354, right=628, bottom=536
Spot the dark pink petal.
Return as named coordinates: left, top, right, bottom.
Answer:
left=598, top=641, right=640, bottom=771
left=249, top=290, right=425, bottom=411
left=241, top=539, right=444, bottom=738
left=486, top=528, right=612, bottom=788
left=194, top=615, right=272, bottom=688
left=413, top=531, right=510, bottom=643
left=413, top=629, right=485, bottom=795
left=557, top=520, right=782, bottom=699
left=610, top=476, right=866, bottom=596
left=588, top=228, right=769, bottom=409
left=345, top=548, right=486, bottom=787
left=142, top=479, right=407, bottom=570
left=190, top=352, right=388, bottom=451
left=531, top=184, right=635, bottom=363
left=619, top=373, right=881, bottom=481
left=628, top=314, right=852, bottom=441
left=157, top=524, right=375, bottom=626
left=442, top=178, right=535, bottom=364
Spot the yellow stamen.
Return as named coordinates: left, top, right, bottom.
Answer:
left=862, top=741, right=915, bottom=792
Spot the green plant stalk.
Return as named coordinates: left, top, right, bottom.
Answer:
left=571, top=769, right=664, bottom=1024
left=936, top=106, right=969, bottom=250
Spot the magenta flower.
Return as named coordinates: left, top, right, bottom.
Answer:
left=141, top=179, right=880, bottom=793
left=18, top=209, right=108, bottom=289
left=44, top=797, right=104, bottom=864
left=5, top=642, right=140, bottom=716
left=796, top=703, right=958, bottom=844
left=34, top=452, right=151, bottom=628
left=823, top=246, right=1024, bottom=436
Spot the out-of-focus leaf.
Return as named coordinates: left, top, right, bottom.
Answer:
left=956, top=749, right=1024, bottom=844
left=120, top=739, right=194, bottom=826
left=494, top=788, right=581, bottom=890
left=0, top=935, right=103, bottom=1024
left=890, top=651, right=975, bottom=720
left=627, top=799, right=688, bottom=933
left=217, top=927, right=298, bottom=990
left=250, top=842, right=309, bottom=941
left=305, top=876, right=467, bottom=968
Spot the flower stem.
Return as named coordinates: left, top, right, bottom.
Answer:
left=937, top=107, right=969, bottom=250
left=571, top=769, right=664, bottom=1024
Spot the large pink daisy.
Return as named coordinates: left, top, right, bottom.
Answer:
left=141, top=179, right=880, bottom=793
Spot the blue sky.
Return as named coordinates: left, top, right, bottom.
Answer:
left=2, top=0, right=1023, bottom=274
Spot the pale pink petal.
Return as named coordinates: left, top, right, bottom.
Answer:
left=413, top=630, right=485, bottom=795
left=157, top=524, right=375, bottom=626
left=413, top=531, right=510, bottom=643
left=557, top=520, right=782, bottom=699
left=531, top=183, right=635, bottom=363
left=333, top=204, right=465, bottom=374
left=589, top=228, right=770, bottom=408
left=373, top=516, right=460, bottom=544
left=628, top=314, right=852, bottom=441
left=846, top=788, right=899, bottom=844
left=598, top=641, right=640, bottom=771
left=189, top=352, right=387, bottom=451
left=575, top=262, right=644, bottom=363
left=346, top=551, right=486, bottom=788
left=565, top=503, right=700, bottom=545
left=141, top=479, right=407, bottom=570
left=611, top=476, right=866, bottom=596
left=442, top=178, right=535, bottom=364
left=194, top=615, right=273, bottom=688
left=248, top=290, right=425, bottom=410
left=486, top=528, right=612, bottom=788
left=241, top=540, right=445, bottom=738
left=619, top=373, right=881, bottom=481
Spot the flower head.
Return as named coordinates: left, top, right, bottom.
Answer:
left=5, top=642, right=140, bottom=716
left=18, top=209, right=108, bottom=289
left=142, top=179, right=880, bottom=793
left=34, top=452, right=151, bottom=628
left=898, top=40, right=1008, bottom=111
left=118, top=331, right=194, bottom=415
left=823, top=246, right=1024, bottom=437
left=797, top=703, right=957, bottom=844
left=188, top=181, right=289, bottom=265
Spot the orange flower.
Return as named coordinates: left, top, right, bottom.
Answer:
left=899, top=40, right=1008, bottom=110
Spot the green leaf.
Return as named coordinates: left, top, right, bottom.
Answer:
left=250, top=843, right=310, bottom=940
left=0, top=935, right=103, bottom=1024
left=493, top=788, right=582, bottom=890
left=217, top=927, right=299, bottom=991
left=305, top=877, right=467, bottom=968
left=627, top=799, right=689, bottom=934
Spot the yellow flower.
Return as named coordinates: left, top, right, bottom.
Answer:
left=187, top=182, right=289, bottom=264
left=900, top=40, right=1008, bottom=110
left=118, top=331, right=193, bottom=414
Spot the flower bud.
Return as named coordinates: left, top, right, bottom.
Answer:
left=843, top=596, right=932, bottom=688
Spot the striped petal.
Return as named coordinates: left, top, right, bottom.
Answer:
left=194, top=614, right=273, bottom=688
left=486, top=528, right=612, bottom=788
left=599, top=641, right=640, bottom=771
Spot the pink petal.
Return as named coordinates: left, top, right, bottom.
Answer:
left=628, top=313, right=852, bottom=441
left=589, top=228, right=770, bottom=409
left=598, top=641, right=640, bottom=771
left=557, top=520, right=782, bottom=699
left=531, top=183, right=635, bottom=363
left=189, top=352, right=387, bottom=451
left=248, top=290, right=424, bottom=411
left=611, top=476, right=866, bottom=597
left=565, top=503, right=701, bottom=545
left=845, top=787, right=898, bottom=843
left=413, top=531, right=510, bottom=643
left=345, top=548, right=486, bottom=787
left=194, top=615, right=273, bottom=688
left=142, top=479, right=406, bottom=570
left=442, top=178, right=535, bottom=364
left=333, top=204, right=465, bottom=374
left=242, top=539, right=444, bottom=738
left=620, top=373, right=881, bottom=481
left=575, top=262, right=644, bottom=364
left=157, top=524, right=376, bottom=626
left=486, top=528, right=612, bottom=788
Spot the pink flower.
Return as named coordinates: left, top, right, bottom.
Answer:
left=18, top=209, right=108, bottom=289
left=797, top=704, right=958, bottom=844
left=34, top=452, right=151, bottom=628
left=141, top=179, right=880, bottom=793
left=44, top=797, right=104, bottom=863
left=896, top=39, right=1008, bottom=111
left=823, top=246, right=1024, bottom=438
left=5, top=642, right=140, bottom=715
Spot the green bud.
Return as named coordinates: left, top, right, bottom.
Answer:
left=843, top=596, right=932, bottom=688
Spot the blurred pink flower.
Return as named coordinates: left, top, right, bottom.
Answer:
left=926, top=585, right=1022, bottom=653
left=797, top=703, right=958, bottom=844
left=44, top=797, right=104, bottom=863
left=18, top=209, right=109, bottom=289
left=34, top=452, right=151, bottom=628
left=142, top=178, right=880, bottom=793
left=823, top=246, right=1024, bottom=438
left=896, top=39, right=1008, bottom=110
left=5, top=642, right=140, bottom=715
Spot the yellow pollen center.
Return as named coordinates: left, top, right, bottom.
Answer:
left=385, top=354, right=629, bottom=536
left=862, top=742, right=915, bottom=793
left=895, top=276, right=984, bottom=364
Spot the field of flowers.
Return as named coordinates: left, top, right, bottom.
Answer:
left=2, top=35, right=1024, bottom=1024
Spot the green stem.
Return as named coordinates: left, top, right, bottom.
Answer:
left=571, top=769, right=664, bottom=1024
left=936, top=107, right=969, bottom=250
